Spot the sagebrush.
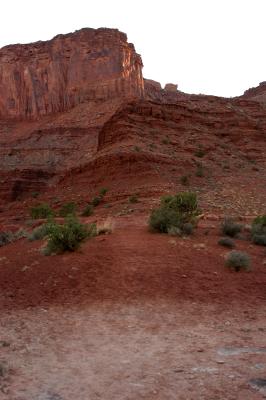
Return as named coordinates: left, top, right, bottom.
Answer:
left=149, top=191, right=199, bottom=234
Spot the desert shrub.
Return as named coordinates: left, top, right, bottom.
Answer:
left=218, top=237, right=235, bottom=248
left=12, top=229, right=27, bottom=240
left=129, top=195, right=138, bottom=204
left=251, top=215, right=266, bottom=246
left=82, top=204, right=94, bottom=217
left=28, top=224, right=50, bottom=241
left=31, top=191, right=39, bottom=198
left=43, top=215, right=96, bottom=255
left=149, top=191, right=199, bottom=234
left=91, top=196, right=102, bottom=207
left=182, top=222, right=194, bottom=235
left=97, top=218, right=114, bottom=235
left=0, top=232, right=12, bottom=247
left=195, top=163, right=204, bottom=177
left=0, top=229, right=27, bottom=247
left=194, top=146, right=205, bottom=158
left=252, top=235, right=266, bottom=246
left=221, top=217, right=242, bottom=237
left=30, top=203, right=54, bottom=219
left=59, top=202, right=76, bottom=217
left=99, top=187, right=108, bottom=197
left=180, top=175, right=189, bottom=186
left=162, top=137, right=170, bottom=145
left=225, top=250, right=251, bottom=271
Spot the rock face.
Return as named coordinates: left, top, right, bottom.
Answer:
left=0, top=28, right=144, bottom=119
left=144, top=78, right=188, bottom=103
left=164, top=83, right=178, bottom=92
left=242, top=81, right=266, bottom=104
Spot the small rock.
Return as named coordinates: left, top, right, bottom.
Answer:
left=205, top=214, right=219, bottom=221
left=193, top=243, right=206, bottom=250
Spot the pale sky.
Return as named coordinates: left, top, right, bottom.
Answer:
left=1, top=0, right=265, bottom=97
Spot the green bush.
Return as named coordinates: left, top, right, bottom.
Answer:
left=252, top=234, right=266, bottom=246
left=251, top=215, right=266, bottom=246
left=43, top=215, right=96, bottom=255
left=225, top=250, right=251, bottom=272
left=91, top=196, right=102, bottom=207
left=59, top=202, right=76, bottom=217
left=149, top=191, right=199, bottom=234
left=218, top=237, right=235, bottom=248
left=99, top=188, right=108, bottom=197
left=30, top=203, right=54, bottom=219
left=82, top=204, right=94, bottom=217
left=221, top=218, right=242, bottom=238
left=0, top=232, right=12, bottom=247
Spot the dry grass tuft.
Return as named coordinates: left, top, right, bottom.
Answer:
left=97, top=218, right=114, bottom=235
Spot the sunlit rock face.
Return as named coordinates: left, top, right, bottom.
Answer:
left=0, top=28, right=144, bottom=119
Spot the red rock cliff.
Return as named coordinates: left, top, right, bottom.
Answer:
left=0, top=28, right=144, bottom=119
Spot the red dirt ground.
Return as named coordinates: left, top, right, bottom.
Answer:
left=0, top=214, right=265, bottom=399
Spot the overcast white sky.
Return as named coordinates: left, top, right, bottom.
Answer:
left=1, top=0, right=265, bottom=97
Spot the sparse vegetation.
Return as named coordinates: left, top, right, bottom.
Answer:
left=31, top=191, right=39, bottom=198
left=97, top=218, right=114, bottom=235
left=194, top=145, right=205, bottom=158
left=251, top=215, right=266, bottom=246
left=221, top=217, right=243, bottom=238
left=182, top=222, right=194, bottom=235
left=0, top=231, right=12, bottom=247
left=0, top=229, right=27, bottom=247
left=43, top=215, right=96, bottom=255
left=180, top=175, right=189, bottom=186
left=129, top=195, right=138, bottom=204
left=225, top=250, right=251, bottom=272
left=99, top=187, right=108, bottom=197
left=30, top=203, right=54, bottom=219
left=91, top=196, right=102, bottom=207
left=149, top=191, right=199, bottom=234
left=59, top=202, right=76, bottom=217
left=28, top=224, right=50, bottom=241
left=218, top=237, right=235, bottom=248
left=195, top=163, right=204, bottom=177
left=82, top=204, right=94, bottom=217
left=162, top=137, right=170, bottom=145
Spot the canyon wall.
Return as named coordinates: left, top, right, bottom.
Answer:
left=0, top=28, right=144, bottom=119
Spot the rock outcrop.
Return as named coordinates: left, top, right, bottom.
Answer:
left=0, top=28, right=144, bottom=119
left=242, top=81, right=266, bottom=104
